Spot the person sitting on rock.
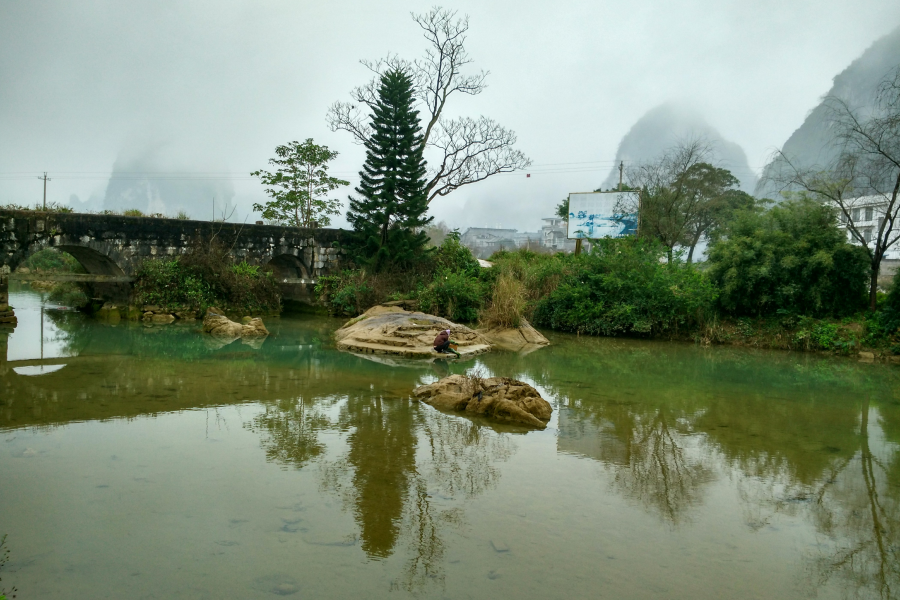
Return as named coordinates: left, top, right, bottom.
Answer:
left=433, top=329, right=460, bottom=357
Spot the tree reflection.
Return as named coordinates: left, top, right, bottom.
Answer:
left=805, top=399, right=900, bottom=600
left=559, top=398, right=712, bottom=524
left=245, top=396, right=331, bottom=469
left=316, top=392, right=515, bottom=592
left=343, top=395, right=417, bottom=558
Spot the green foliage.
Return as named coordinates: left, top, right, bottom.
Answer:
left=252, top=138, right=349, bottom=228
left=432, top=232, right=480, bottom=277
left=533, top=237, right=717, bottom=335
left=134, top=259, right=214, bottom=308
left=870, top=268, right=900, bottom=349
left=48, top=282, right=89, bottom=307
left=122, top=209, right=144, bottom=217
left=416, top=268, right=484, bottom=323
left=555, top=198, right=569, bottom=220
left=20, top=248, right=84, bottom=273
left=345, top=69, right=432, bottom=271
left=134, top=240, right=280, bottom=313
left=175, top=210, right=190, bottom=220
left=707, top=197, right=870, bottom=317
left=232, top=261, right=261, bottom=278
left=0, top=201, right=72, bottom=213
left=315, top=270, right=381, bottom=317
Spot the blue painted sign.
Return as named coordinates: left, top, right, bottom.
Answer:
left=567, top=192, right=638, bottom=239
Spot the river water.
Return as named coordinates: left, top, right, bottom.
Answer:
left=1, top=286, right=899, bottom=599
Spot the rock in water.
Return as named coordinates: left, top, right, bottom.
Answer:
left=413, top=374, right=552, bottom=429
left=335, top=306, right=491, bottom=358
left=202, top=308, right=269, bottom=339
left=479, top=318, right=550, bottom=352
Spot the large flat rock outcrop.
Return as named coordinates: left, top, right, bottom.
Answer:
left=413, top=374, right=553, bottom=429
left=335, top=306, right=491, bottom=358
left=479, top=318, right=550, bottom=352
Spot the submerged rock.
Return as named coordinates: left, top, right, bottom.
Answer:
left=202, top=308, right=269, bottom=339
left=335, top=306, right=491, bottom=358
left=413, top=374, right=552, bottom=429
left=479, top=318, right=550, bottom=352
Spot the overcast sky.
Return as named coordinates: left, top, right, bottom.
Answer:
left=2, top=0, right=899, bottom=232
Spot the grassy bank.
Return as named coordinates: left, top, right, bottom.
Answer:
left=316, top=230, right=900, bottom=360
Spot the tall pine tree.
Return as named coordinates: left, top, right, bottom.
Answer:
left=346, top=69, right=432, bottom=270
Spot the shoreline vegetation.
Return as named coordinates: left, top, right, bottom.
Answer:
left=15, top=238, right=282, bottom=322
left=317, top=201, right=900, bottom=363
left=7, top=200, right=900, bottom=363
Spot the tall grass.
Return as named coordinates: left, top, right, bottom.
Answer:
left=480, top=273, right=526, bottom=328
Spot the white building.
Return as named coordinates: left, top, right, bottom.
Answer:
left=540, top=217, right=581, bottom=252
left=459, top=227, right=542, bottom=257
left=836, top=195, right=900, bottom=259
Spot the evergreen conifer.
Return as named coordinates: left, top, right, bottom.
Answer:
left=346, top=69, right=432, bottom=270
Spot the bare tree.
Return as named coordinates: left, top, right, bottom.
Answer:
left=327, top=7, right=531, bottom=204
left=620, top=139, right=713, bottom=262
left=769, top=67, right=900, bottom=309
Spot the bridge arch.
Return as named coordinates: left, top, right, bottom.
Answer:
left=266, top=253, right=311, bottom=280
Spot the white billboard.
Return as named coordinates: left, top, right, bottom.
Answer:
left=567, top=191, right=639, bottom=239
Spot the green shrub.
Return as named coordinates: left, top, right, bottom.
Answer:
left=316, top=270, right=378, bottom=316
left=21, top=248, right=84, bottom=273
left=1, top=201, right=72, bottom=213
left=432, top=232, right=480, bottom=277
left=48, top=282, right=90, bottom=307
left=122, top=209, right=144, bottom=217
left=133, top=240, right=280, bottom=313
left=533, top=237, right=716, bottom=336
left=707, top=197, right=869, bottom=318
left=416, top=268, right=484, bottom=322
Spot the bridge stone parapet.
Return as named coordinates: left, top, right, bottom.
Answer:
left=0, top=209, right=347, bottom=309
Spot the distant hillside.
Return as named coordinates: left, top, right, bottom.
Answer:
left=756, top=26, right=900, bottom=199
left=601, top=103, right=758, bottom=194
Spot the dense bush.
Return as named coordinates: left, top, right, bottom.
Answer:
left=314, top=269, right=384, bottom=316
left=20, top=248, right=84, bottom=273
left=415, top=268, right=484, bottom=322
left=316, top=235, right=484, bottom=318
left=133, top=239, right=281, bottom=313
left=533, top=237, right=716, bottom=336
left=707, top=197, right=870, bottom=318
left=432, top=232, right=480, bottom=277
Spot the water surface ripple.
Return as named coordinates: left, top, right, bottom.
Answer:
left=1, top=287, right=898, bottom=599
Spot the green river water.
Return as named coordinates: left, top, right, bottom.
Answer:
left=1, top=286, right=899, bottom=599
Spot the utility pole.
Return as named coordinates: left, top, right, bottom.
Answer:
left=618, top=161, right=624, bottom=190
left=38, top=172, right=51, bottom=210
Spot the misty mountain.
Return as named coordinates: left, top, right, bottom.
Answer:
left=601, top=103, right=758, bottom=194
left=756, top=25, right=900, bottom=199
left=99, top=144, right=235, bottom=218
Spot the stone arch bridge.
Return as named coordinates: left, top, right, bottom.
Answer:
left=0, top=210, right=347, bottom=312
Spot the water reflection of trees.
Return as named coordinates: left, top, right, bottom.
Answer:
left=313, top=391, right=515, bottom=592
left=486, top=333, right=900, bottom=597
left=235, top=351, right=516, bottom=593
left=802, top=399, right=900, bottom=600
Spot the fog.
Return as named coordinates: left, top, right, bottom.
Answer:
left=2, top=0, right=899, bottom=232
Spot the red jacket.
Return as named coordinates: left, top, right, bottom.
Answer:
left=433, top=331, right=449, bottom=347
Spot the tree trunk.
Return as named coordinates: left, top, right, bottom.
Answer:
left=686, top=229, right=703, bottom=265
left=869, top=253, right=883, bottom=311
left=667, top=246, right=674, bottom=264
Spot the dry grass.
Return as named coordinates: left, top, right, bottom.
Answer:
left=480, top=273, right=526, bottom=328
